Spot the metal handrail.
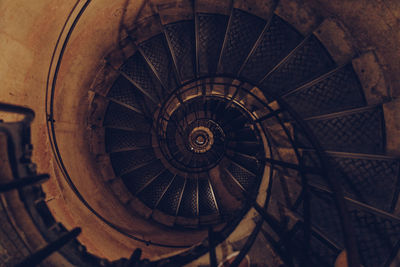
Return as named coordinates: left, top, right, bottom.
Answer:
left=40, top=0, right=360, bottom=264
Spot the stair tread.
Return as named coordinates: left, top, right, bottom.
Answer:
left=198, top=178, right=219, bottom=216
left=226, top=150, right=261, bottom=175
left=219, top=8, right=266, bottom=75
left=120, top=52, right=164, bottom=103
left=197, top=13, right=229, bottom=75
left=240, top=14, right=303, bottom=83
left=137, top=170, right=175, bottom=209
left=139, top=34, right=178, bottom=91
left=122, top=160, right=165, bottom=195
left=295, top=187, right=400, bottom=267
left=294, top=105, right=384, bottom=154
left=164, top=20, right=196, bottom=81
left=260, top=35, right=336, bottom=98
left=103, top=103, right=151, bottom=131
left=105, top=128, right=152, bottom=153
left=302, top=150, right=400, bottom=213
left=282, top=64, right=366, bottom=118
left=110, top=148, right=156, bottom=176
left=157, top=175, right=186, bottom=216
left=225, top=160, right=257, bottom=192
left=107, top=76, right=146, bottom=112
left=178, top=178, right=198, bottom=217
left=290, top=223, right=341, bottom=266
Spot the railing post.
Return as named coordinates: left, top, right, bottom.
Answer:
left=0, top=174, right=49, bottom=193
left=15, top=228, right=81, bottom=267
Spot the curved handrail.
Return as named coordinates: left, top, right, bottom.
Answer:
left=43, top=0, right=191, bottom=248
left=42, top=0, right=360, bottom=265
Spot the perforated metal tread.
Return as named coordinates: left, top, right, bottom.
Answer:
left=110, top=148, right=156, bottom=176
left=120, top=52, right=164, bottom=103
left=103, top=102, right=151, bottom=131
left=294, top=106, right=385, bottom=154
left=282, top=64, right=366, bottom=119
left=197, top=13, right=229, bottom=75
left=137, top=170, right=175, bottom=209
left=178, top=178, right=198, bottom=217
left=240, top=14, right=303, bottom=83
left=302, top=151, right=400, bottom=213
left=139, top=34, right=178, bottom=91
left=260, top=35, right=336, bottom=98
left=105, top=128, right=152, bottom=153
left=107, top=76, right=144, bottom=111
left=122, top=160, right=165, bottom=195
left=218, top=8, right=266, bottom=75
left=348, top=205, right=400, bottom=267
left=157, top=175, right=186, bottom=216
left=164, top=20, right=195, bottom=81
left=297, top=188, right=400, bottom=267
left=99, top=9, right=399, bottom=264
left=226, top=151, right=260, bottom=175
left=198, top=178, right=219, bottom=216
left=290, top=223, right=340, bottom=267
left=226, top=161, right=257, bottom=192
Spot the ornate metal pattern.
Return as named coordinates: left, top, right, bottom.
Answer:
left=260, top=35, right=335, bottom=97
left=107, top=76, right=143, bottom=110
left=109, top=149, right=156, bottom=176
left=296, top=107, right=385, bottom=154
left=178, top=179, right=198, bottom=217
left=240, top=15, right=302, bottom=83
left=301, top=151, right=399, bottom=212
left=138, top=171, right=174, bottom=209
left=291, top=225, right=340, bottom=266
left=348, top=206, right=400, bottom=267
left=119, top=52, right=164, bottom=101
left=157, top=175, right=186, bottom=215
left=122, top=160, right=165, bottom=195
left=283, top=65, right=366, bottom=118
left=37, top=4, right=400, bottom=264
left=139, top=34, right=178, bottom=91
left=308, top=236, right=339, bottom=267
left=103, top=102, right=151, bottom=131
left=332, top=156, right=400, bottom=212
left=198, top=178, right=218, bottom=215
left=219, top=9, right=266, bottom=75
left=302, top=188, right=344, bottom=246
left=105, top=128, right=152, bottom=152
left=197, top=13, right=228, bottom=75
left=227, top=161, right=256, bottom=191
left=164, top=21, right=195, bottom=81
left=298, top=186, right=400, bottom=267
left=228, top=152, right=259, bottom=174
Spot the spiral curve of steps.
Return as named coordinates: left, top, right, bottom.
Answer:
left=71, top=3, right=400, bottom=266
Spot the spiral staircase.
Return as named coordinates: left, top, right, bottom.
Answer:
left=1, top=0, right=400, bottom=266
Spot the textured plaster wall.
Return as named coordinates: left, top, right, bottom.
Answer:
left=0, top=0, right=198, bottom=261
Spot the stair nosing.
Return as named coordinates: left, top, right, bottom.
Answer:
left=300, top=103, right=382, bottom=122
left=119, top=158, right=160, bottom=177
